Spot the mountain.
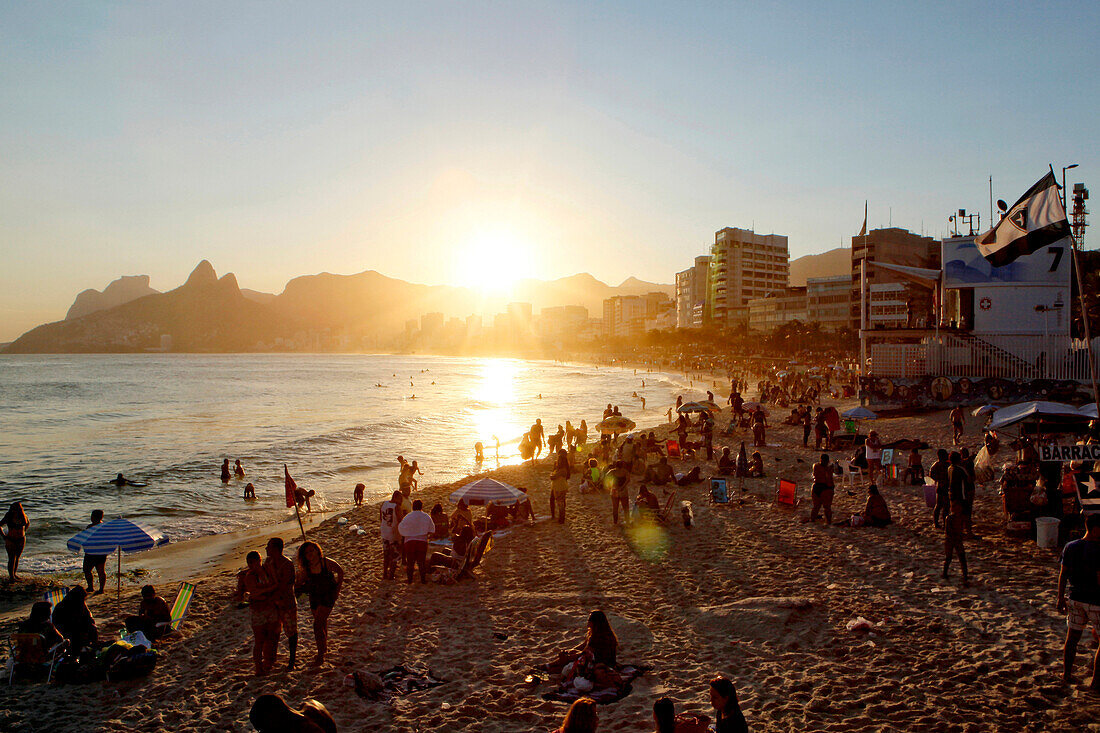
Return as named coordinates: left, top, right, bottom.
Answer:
left=789, top=247, right=850, bottom=287
left=241, top=289, right=277, bottom=305
left=65, top=275, right=160, bottom=320
left=6, top=262, right=294, bottom=353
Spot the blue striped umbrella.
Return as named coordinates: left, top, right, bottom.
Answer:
left=67, top=518, right=169, bottom=604
left=449, top=478, right=526, bottom=506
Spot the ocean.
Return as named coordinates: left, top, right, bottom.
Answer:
left=0, top=354, right=687, bottom=572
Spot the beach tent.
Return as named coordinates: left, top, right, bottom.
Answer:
left=988, top=401, right=1090, bottom=431
left=597, top=416, right=636, bottom=434
left=842, top=406, right=878, bottom=421
left=66, top=518, right=169, bottom=605
left=449, top=477, right=526, bottom=507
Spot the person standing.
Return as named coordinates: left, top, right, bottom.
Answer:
left=234, top=459, right=246, bottom=479
left=1, top=501, right=29, bottom=582
left=242, top=551, right=279, bottom=676
left=82, top=509, right=107, bottom=594
left=550, top=449, right=570, bottom=524
left=702, top=414, right=714, bottom=461
left=608, top=461, right=631, bottom=525
left=710, top=676, right=749, bottom=733
left=353, top=483, right=365, bottom=506
left=929, top=449, right=950, bottom=528
left=380, top=490, right=404, bottom=580
left=530, top=419, right=545, bottom=459
left=294, top=541, right=343, bottom=666
left=810, top=454, right=835, bottom=525
left=947, top=451, right=975, bottom=535
left=1057, top=512, right=1100, bottom=690
left=942, top=500, right=969, bottom=587
left=221, top=459, right=232, bottom=484
left=265, top=537, right=298, bottom=670
left=397, top=501, right=434, bottom=584
left=950, top=405, right=965, bottom=445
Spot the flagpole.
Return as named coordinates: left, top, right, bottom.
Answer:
left=1070, top=230, right=1100, bottom=410
left=294, top=503, right=307, bottom=541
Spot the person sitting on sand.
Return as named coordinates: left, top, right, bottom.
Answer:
left=124, top=584, right=172, bottom=639
left=221, top=459, right=231, bottom=483
left=861, top=485, right=892, bottom=527
left=717, top=447, right=734, bottom=475
left=652, top=697, right=710, bottom=733
left=635, top=484, right=660, bottom=520
left=676, top=465, right=703, bottom=486
left=580, top=458, right=603, bottom=493
left=645, top=455, right=675, bottom=486
left=554, top=697, right=599, bottom=733
left=747, top=451, right=764, bottom=478
left=486, top=500, right=512, bottom=530
left=710, top=676, right=749, bottom=733
left=295, top=541, right=343, bottom=665
left=234, top=459, right=245, bottom=479
left=429, top=503, right=448, bottom=537
left=809, top=454, right=835, bottom=525
left=430, top=524, right=475, bottom=572
left=249, top=693, right=337, bottom=733
left=19, top=601, right=65, bottom=650
left=548, top=610, right=620, bottom=688
left=52, top=585, right=98, bottom=655
left=353, top=483, right=364, bottom=506
left=450, top=499, right=473, bottom=535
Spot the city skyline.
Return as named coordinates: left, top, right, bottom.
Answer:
left=2, top=2, right=1097, bottom=340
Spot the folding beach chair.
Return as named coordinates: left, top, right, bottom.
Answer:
left=776, top=479, right=798, bottom=508
left=43, top=588, right=67, bottom=609
left=657, top=492, right=678, bottom=523
left=666, top=440, right=682, bottom=460
left=468, top=532, right=494, bottom=571
left=156, top=582, right=195, bottom=635
left=7, top=633, right=68, bottom=686
left=710, top=478, right=730, bottom=504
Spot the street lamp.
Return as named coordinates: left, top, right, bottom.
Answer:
left=1062, top=163, right=1079, bottom=210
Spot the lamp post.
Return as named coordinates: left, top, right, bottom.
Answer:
left=1062, top=163, right=1079, bottom=210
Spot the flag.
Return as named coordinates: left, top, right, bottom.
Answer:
left=858, top=200, right=867, bottom=237
left=976, top=171, right=1070, bottom=266
left=284, top=464, right=297, bottom=508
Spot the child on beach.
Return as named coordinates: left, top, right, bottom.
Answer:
left=353, top=483, right=364, bottom=506
left=943, top=500, right=969, bottom=587
left=242, top=551, right=279, bottom=675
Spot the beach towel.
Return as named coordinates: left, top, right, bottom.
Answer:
left=350, top=665, right=447, bottom=701
left=542, top=664, right=650, bottom=704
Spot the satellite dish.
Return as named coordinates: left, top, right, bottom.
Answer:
left=997, top=199, right=1008, bottom=212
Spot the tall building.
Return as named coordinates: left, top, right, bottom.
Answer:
left=603, top=292, right=671, bottom=338
left=747, top=287, right=807, bottom=332
left=850, top=227, right=939, bottom=330
left=675, top=255, right=711, bottom=329
left=806, top=276, right=851, bottom=330
left=706, top=227, right=789, bottom=327
left=539, top=305, right=588, bottom=339
left=420, top=312, right=444, bottom=334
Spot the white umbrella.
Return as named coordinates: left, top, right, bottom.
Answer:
left=67, top=517, right=169, bottom=605
left=449, top=477, right=526, bottom=506
left=972, top=404, right=998, bottom=417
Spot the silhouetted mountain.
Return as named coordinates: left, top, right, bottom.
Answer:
left=65, top=275, right=160, bottom=320
left=6, top=262, right=293, bottom=353
left=789, top=248, right=850, bottom=286
left=241, top=288, right=277, bottom=305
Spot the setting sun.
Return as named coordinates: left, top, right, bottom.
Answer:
left=455, top=228, right=535, bottom=292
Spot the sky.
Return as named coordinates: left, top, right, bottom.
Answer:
left=1, top=1, right=1098, bottom=340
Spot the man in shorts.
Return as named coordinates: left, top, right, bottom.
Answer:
left=380, top=490, right=404, bottom=580
left=264, top=537, right=297, bottom=670
left=82, top=509, right=108, bottom=594
left=810, top=454, right=835, bottom=525
left=950, top=406, right=965, bottom=445
left=1057, top=512, right=1100, bottom=690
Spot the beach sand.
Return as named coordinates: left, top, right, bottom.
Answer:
left=1, top=402, right=1097, bottom=732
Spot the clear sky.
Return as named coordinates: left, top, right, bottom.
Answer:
left=1, top=1, right=1097, bottom=340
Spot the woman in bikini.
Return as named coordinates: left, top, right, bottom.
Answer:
left=295, top=541, right=344, bottom=666
left=1, top=502, right=29, bottom=582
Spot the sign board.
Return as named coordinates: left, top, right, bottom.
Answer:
left=1039, top=443, right=1100, bottom=463
left=943, top=235, right=1072, bottom=288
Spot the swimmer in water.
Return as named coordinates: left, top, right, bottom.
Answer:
left=244, top=483, right=256, bottom=500
left=234, top=459, right=245, bottom=479
left=221, top=459, right=231, bottom=483
left=110, top=473, right=147, bottom=487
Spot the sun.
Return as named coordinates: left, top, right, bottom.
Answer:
left=455, top=228, right=534, bottom=292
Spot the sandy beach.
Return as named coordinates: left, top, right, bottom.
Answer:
left=2, top=398, right=1097, bottom=732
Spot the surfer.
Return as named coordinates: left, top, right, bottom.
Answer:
left=110, top=473, right=146, bottom=487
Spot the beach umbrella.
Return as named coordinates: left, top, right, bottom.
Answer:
left=842, top=406, right=878, bottom=421
left=449, top=477, right=526, bottom=507
left=677, top=401, right=716, bottom=414
left=972, top=404, right=998, bottom=417
left=67, top=517, right=169, bottom=605
left=701, top=400, right=722, bottom=412
left=741, top=401, right=768, bottom=414
left=596, top=416, right=636, bottom=434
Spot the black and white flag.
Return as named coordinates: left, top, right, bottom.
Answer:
left=976, top=171, right=1070, bottom=267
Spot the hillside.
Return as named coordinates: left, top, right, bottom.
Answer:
left=65, top=275, right=160, bottom=320
left=789, top=247, right=850, bottom=286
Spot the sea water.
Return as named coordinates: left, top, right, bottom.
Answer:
left=0, top=354, right=688, bottom=572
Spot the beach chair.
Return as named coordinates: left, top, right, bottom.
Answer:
left=842, top=462, right=864, bottom=489
left=156, top=582, right=196, bottom=636
left=776, top=479, right=798, bottom=508
left=468, top=532, right=494, bottom=571
left=666, top=440, right=682, bottom=460
left=437, top=535, right=479, bottom=582
left=43, top=589, right=67, bottom=609
left=710, top=478, right=730, bottom=504
left=657, top=493, right=678, bottom=523
left=6, top=633, right=68, bottom=686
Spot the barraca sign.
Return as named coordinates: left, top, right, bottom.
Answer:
left=1040, top=443, right=1100, bottom=462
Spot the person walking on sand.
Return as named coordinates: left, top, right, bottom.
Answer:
left=1057, top=512, right=1100, bottom=690
left=353, top=483, right=364, bottom=506
left=243, top=550, right=279, bottom=676
left=608, top=461, right=631, bottom=525
left=550, top=449, right=570, bottom=524
left=950, top=405, right=965, bottom=445
left=1, top=501, right=29, bottom=582
left=666, top=406, right=673, bottom=424
left=294, top=541, right=343, bottom=666
left=82, top=509, right=107, bottom=594
left=929, top=449, right=950, bottom=528
left=947, top=451, right=975, bottom=536
left=380, top=490, right=404, bottom=580
left=265, top=537, right=298, bottom=670
left=942, top=499, right=969, bottom=587
left=221, top=458, right=232, bottom=484
left=810, top=454, right=835, bottom=525
left=530, top=419, right=546, bottom=459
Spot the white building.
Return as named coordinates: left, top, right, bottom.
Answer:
left=706, top=227, right=789, bottom=327
left=675, top=255, right=711, bottom=329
